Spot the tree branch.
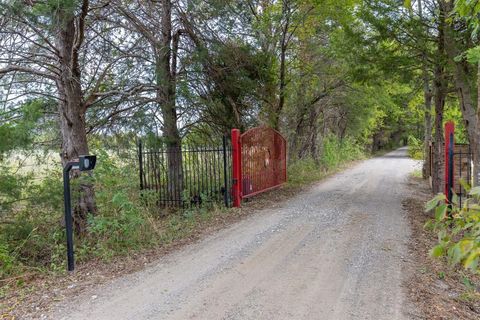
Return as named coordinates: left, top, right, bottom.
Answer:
left=0, top=65, right=56, bottom=81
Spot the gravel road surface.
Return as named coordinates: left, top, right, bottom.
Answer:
left=52, top=147, right=419, bottom=320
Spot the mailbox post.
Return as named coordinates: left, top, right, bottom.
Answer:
left=63, top=155, right=96, bottom=272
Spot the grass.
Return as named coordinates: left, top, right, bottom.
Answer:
left=410, top=169, right=423, bottom=178
left=287, top=158, right=328, bottom=187
left=288, top=135, right=366, bottom=187
left=0, top=135, right=367, bottom=290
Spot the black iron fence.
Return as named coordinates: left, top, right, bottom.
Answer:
left=138, top=137, right=233, bottom=208
left=453, top=144, right=472, bottom=207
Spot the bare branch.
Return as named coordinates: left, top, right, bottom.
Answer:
left=0, top=65, right=56, bottom=81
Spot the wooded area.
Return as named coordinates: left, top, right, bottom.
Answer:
left=2, top=0, right=480, bottom=281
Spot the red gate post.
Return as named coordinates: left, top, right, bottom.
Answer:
left=231, top=129, right=242, bottom=207
left=444, top=121, right=455, bottom=201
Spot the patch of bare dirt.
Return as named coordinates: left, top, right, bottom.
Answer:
left=404, top=176, right=480, bottom=320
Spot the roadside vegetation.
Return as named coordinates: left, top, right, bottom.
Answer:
left=0, top=134, right=367, bottom=284
left=288, top=135, right=365, bottom=187
left=5, top=0, right=480, bottom=317
left=426, top=187, right=480, bottom=274
left=407, top=136, right=424, bottom=161
left=405, top=177, right=480, bottom=318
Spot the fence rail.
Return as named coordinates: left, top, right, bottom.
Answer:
left=428, top=130, right=473, bottom=206
left=138, top=137, right=232, bottom=208
left=453, top=145, right=472, bottom=207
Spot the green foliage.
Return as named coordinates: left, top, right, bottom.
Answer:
left=407, top=135, right=423, bottom=160
left=322, top=135, right=365, bottom=170
left=0, top=0, right=450, bottom=285
left=288, top=158, right=324, bottom=186
left=187, top=40, right=274, bottom=131
left=426, top=188, right=480, bottom=273
left=0, top=148, right=231, bottom=278
left=74, top=149, right=160, bottom=260
left=0, top=162, right=66, bottom=276
left=0, top=99, right=47, bottom=155
left=0, top=242, right=14, bottom=279
left=0, top=151, right=146, bottom=276
left=410, top=169, right=423, bottom=178
left=0, top=168, right=29, bottom=213
left=455, top=0, right=480, bottom=38
left=288, top=135, right=365, bottom=186
left=466, top=46, right=480, bottom=64
left=444, top=104, right=469, bottom=144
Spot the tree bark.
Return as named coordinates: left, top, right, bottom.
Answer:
left=432, top=65, right=446, bottom=194
left=443, top=1, right=480, bottom=186
left=275, top=41, right=287, bottom=130
left=432, top=0, right=447, bottom=194
left=271, top=1, right=291, bottom=130
left=158, top=0, right=183, bottom=202
left=417, top=0, right=433, bottom=179
left=422, top=85, right=433, bottom=178
left=55, top=2, right=96, bottom=232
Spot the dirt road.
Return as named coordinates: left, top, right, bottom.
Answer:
left=52, top=148, right=420, bottom=320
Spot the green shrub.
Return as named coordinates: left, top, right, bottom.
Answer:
left=322, top=135, right=364, bottom=169
left=0, top=147, right=229, bottom=278
left=407, top=135, right=423, bottom=160
left=0, top=163, right=65, bottom=277
left=288, top=158, right=324, bottom=186
left=426, top=186, right=480, bottom=273
left=288, top=135, right=365, bottom=186
left=0, top=242, right=15, bottom=278
left=85, top=191, right=156, bottom=259
left=0, top=150, right=160, bottom=277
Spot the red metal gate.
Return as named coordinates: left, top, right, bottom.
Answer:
left=231, top=127, right=287, bottom=207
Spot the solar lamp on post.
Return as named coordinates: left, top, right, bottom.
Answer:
left=63, top=155, right=96, bottom=272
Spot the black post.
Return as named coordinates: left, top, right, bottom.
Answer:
left=223, top=136, right=229, bottom=208
left=138, top=140, right=144, bottom=190
left=63, top=163, right=75, bottom=272
left=62, top=155, right=96, bottom=272
left=448, top=134, right=454, bottom=205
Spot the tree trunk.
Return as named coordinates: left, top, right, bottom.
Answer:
left=306, top=104, right=321, bottom=161
left=417, top=0, right=433, bottom=179
left=272, top=1, right=291, bottom=130
left=432, top=66, right=446, bottom=194
left=274, top=42, right=287, bottom=130
left=475, top=62, right=480, bottom=186
left=56, top=4, right=95, bottom=233
left=443, top=0, right=480, bottom=186
left=291, top=75, right=308, bottom=159
left=159, top=0, right=183, bottom=202
left=432, top=1, right=447, bottom=194
left=422, top=86, right=433, bottom=178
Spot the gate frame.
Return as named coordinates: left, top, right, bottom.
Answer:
left=231, top=129, right=242, bottom=208
left=231, top=127, right=287, bottom=208
left=444, top=121, right=455, bottom=203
